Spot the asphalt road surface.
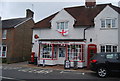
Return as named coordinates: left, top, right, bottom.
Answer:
left=1, top=64, right=120, bottom=81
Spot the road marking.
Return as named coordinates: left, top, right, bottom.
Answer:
left=60, top=71, right=70, bottom=74
left=0, top=76, right=26, bottom=81
left=0, top=76, right=15, bottom=80
left=76, top=72, right=85, bottom=75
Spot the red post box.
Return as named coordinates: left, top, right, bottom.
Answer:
left=31, top=52, right=35, bottom=62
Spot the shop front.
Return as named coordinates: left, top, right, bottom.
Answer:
left=37, top=39, right=86, bottom=68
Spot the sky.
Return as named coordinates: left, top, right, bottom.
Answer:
left=0, top=0, right=120, bottom=22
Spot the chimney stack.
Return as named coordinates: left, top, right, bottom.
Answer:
left=118, top=1, right=120, bottom=7
left=85, top=0, right=96, bottom=8
left=26, top=9, right=34, bottom=18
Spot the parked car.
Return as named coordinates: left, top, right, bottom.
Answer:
left=90, top=52, right=120, bottom=78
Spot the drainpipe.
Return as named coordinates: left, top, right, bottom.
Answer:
left=83, top=26, right=91, bottom=40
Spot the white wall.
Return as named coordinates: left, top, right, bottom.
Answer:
left=118, top=14, right=120, bottom=52
left=33, top=9, right=87, bottom=40
left=94, top=5, right=119, bottom=53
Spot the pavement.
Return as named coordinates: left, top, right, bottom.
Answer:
left=2, top=61, right=92, bottom=73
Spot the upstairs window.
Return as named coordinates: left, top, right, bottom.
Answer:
left=106, top=19, right=111, bottom=28
left=2, top=30, right=7, bottom=39
left=57, top=21, right=68, bottom=30
left=101, top=19, right=116, bottom=28
left=101, top=20, right=105, bottom=28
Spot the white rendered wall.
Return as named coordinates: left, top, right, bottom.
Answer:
left=94, top=5, right=119, bottom=53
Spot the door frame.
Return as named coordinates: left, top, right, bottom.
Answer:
left=58, top=46, right=66, bottom=64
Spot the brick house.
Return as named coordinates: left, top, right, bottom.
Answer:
left=32, top=0, right=120, bottom=68
left=1, top=9, right=34, bottom=63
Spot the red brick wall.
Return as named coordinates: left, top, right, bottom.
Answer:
left=2, top=19, right=34, bottom=63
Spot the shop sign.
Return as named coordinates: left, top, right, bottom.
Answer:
left=39, top=41, right=85, bottom=45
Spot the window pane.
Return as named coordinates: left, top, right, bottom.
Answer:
left=57, top=23, right=59, bottom=29
left=101, top=20, right=105, bottom=28
left=65, top=22, right=68, bottom=29
left=61, top=22, right=64, bottom=29
left=113, top=46, right=117, bottom=52
left=106, top=19, right=111, bottom=28
left=106, top=45, right=111, bottom=52
left=2, top=30, right=7, bottom=39
left=106, top=54, right=118, bottom=59
left=42, top=45, right=52, bottom=58
left=106, top=54, right=114, bottom=59
left=101, top=46, right=105, bottom=52
left=112, top=19, right=115, bottom=28
left=3, top=46, right=6, bottom=51
left=2, top=46, right=6, bottom=57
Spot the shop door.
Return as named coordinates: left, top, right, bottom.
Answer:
left=87, top=44, right=97, bottom=68
left=58, top=47, right=66, bottom=64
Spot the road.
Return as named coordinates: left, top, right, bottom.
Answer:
left=1, top=64, right=120, bottom=81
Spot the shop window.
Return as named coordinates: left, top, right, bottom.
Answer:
left=59, top=48, right=65, bottom=57
left=68, top=45, right=82, bottom=61
left=53, top=45, right=57, bottom=58
left=42, top=44, right=52, bottom=58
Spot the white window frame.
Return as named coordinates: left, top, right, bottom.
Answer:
left=42, top=44, right=52, bottom=59
left=2, top=30, right=7, bottom=39
left=100, top=45, right=118, bottom=53
left=56, top=21, right=69, bottom=30
left=100, top=18, right=117, bottom=29
left=68, top=44, right=83, bottom=61
left=0, top=45, right=7, bottom=58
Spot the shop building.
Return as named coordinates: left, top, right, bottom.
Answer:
left=32, top=0, right=120, bottom=68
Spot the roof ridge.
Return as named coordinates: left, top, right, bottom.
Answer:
left=64, top=3, right=112, bottom=9
left=2, top=17, right=27, bottom=21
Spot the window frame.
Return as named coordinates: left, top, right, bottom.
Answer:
left=42, top=44, right=52, bottom=59
left=100, top=45, right=118, bottom=53
left=0, top=45, right=7, bottom=58
left=2, top=30, right=7, bottom=39
left=68, top=44, right=83, bottom=61
left=100, top=18, right=116, bottom=29
left=56, top=21, right=69, bottom=30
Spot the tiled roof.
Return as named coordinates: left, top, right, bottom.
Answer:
left=34, top=12, right=58, bottom=29
left=33, top=3, right=120, bottom=29
left=2, top=17, right=29, bottom=29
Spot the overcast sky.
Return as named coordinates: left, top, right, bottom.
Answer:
left=0, top=0, right=120, bottom=22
